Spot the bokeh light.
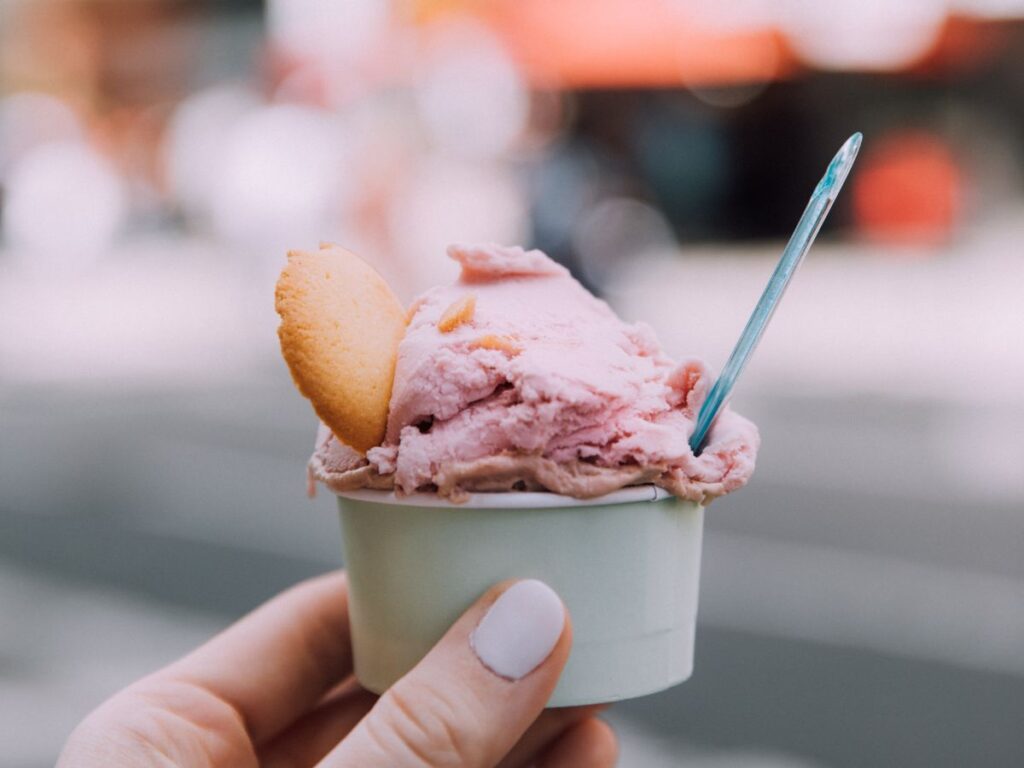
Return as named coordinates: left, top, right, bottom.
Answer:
left=2, top=140, right=124, bottom=274
left=210, top=104, right=344, bottom=252
left=852, top=131, right=963, bottom=246
left=0, top=92, right=82, bottom=179
left=163, top=85, right=258, bottom=225
left=267, top=0, right=389, bottom=67
left=414, top=21, right=529, bottom=159
left=780, top=0, right=947, bottom=70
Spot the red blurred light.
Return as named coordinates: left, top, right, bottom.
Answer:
left=852, top=131, right=962, bottom=247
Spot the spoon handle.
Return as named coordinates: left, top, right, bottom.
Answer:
left=689, top=132, right=862, bottom=455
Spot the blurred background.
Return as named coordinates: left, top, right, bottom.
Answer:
left=2, top=0, right=1023, bottom=765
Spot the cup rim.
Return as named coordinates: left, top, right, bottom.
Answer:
left=334, top=484, right=675, bottom=509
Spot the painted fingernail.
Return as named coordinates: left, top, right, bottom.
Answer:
left=470, top=579, right=565, bottom=680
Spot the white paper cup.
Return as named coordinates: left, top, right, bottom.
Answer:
left=336, top=485, right=703, bottom=706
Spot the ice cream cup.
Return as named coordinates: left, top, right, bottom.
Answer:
left=336, top=485, right=703, bottom=706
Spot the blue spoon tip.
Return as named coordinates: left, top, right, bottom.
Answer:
left=815, top=132, right=862, bottom=201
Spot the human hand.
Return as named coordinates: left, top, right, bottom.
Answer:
left=58, top=572, right=617, bottom=767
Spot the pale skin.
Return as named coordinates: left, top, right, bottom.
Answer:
left=58, top=572, right=618, bottom=767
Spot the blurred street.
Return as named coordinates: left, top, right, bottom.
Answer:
left=4, top=0, right=1024, bottom=764
left=3, top=236, right=1024, bottom=766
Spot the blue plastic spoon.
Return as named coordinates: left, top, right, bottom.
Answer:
left=689, top=132, right=862, bottom=455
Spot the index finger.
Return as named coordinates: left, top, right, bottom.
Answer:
left=157, top=570, right=353, bottom=745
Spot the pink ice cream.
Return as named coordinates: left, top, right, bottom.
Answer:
left=309, top=243, right=759, bottom=503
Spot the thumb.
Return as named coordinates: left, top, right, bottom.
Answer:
left=320, top=579, right=571, bottom=767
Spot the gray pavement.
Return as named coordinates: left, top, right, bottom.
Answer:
left=3, top=371, right=1023, bottom=766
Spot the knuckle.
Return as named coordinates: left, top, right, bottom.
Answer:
left=374, top=680, right=480, bottom=767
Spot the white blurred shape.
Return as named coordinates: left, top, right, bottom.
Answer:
left=415, top=22, right=528, bottom=159
left=0, top=93, right=82, bottom=179
left=210, top=104, right=342, bottom=252
left=164, top=85, right=258, bottom=222
left=780, top=0, right=946, bottom=70
left=2, top=141, right=124, bottom=274
left=389, top=156, right=527, bottom=293
left=267, top=0, right=389, bottom=63
left=573, top=197, right=675, bottom=290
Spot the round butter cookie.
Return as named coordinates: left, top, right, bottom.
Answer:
left=275, top=244, right=405, bottom=453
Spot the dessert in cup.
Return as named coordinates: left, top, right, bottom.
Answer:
left=276, top=242, right=759, bottom=705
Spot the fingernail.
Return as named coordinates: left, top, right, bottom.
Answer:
left=470, top=579, right=565, bottom=680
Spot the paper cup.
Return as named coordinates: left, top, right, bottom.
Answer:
left=336, top=485, right=703, bottom=706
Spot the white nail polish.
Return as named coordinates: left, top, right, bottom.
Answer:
left=470, top=579, right=565, bottom=680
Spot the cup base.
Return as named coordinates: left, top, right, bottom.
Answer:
left=338, top=489, right=703, bottom=706
left=354, top=622, right=695, bottom=707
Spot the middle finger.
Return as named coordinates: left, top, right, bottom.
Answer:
left=497, top=704, right=608, bottom=768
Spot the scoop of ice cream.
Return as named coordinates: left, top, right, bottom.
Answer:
left=311, top=243, right=759, bottom=502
